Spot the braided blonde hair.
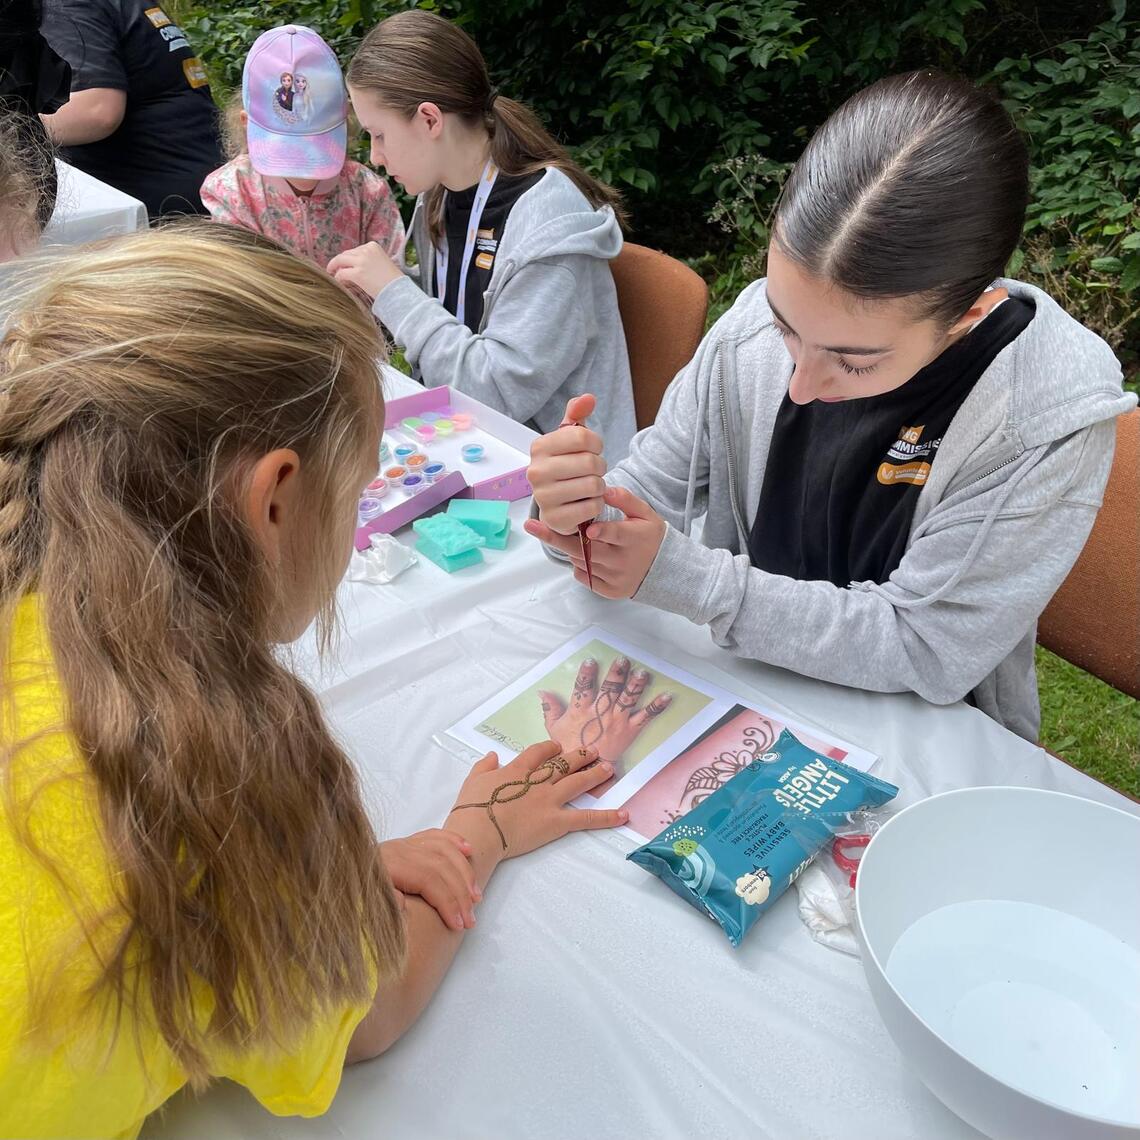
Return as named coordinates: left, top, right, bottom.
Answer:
left=0, top=222, right=404, bottom=1084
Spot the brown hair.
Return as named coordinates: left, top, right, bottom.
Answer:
left=775, top=71, right=1029, bottom=326
left=346, top=10, right=626, bottom=242
left=0, top=222, right=404, bottom=1084
left=0, top=103, right=57, bottom=257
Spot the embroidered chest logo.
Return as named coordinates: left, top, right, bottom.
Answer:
left=145, top=7, right=191, bottom=51
left=876, top=423, right=942, bottom=486
left=474, top=226, right=497, bottom=271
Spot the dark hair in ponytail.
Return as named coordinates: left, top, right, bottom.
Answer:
left=346, top=10, right=626, bottom=243
left=774, top=70, right=1029, bottom=326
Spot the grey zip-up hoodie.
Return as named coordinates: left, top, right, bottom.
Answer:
left=373, top=167, right=637, bottom=460
left=603, top=278, right=1135, bottom=741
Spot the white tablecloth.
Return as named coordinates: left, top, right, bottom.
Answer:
left=146, top=385, right=1136, bottom=1140
left=42, top=159, right=147, bottom=247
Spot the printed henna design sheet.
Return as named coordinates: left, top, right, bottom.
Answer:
left=445, top=627, right=876, bottom=841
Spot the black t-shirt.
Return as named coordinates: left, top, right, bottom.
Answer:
left=748, top=298, right=1036, bottom=587
left=442, top=169, right=544, bottom=332
left=0, top=0, right=73, bottom=115
left=40, top=0, right=223, bottom=218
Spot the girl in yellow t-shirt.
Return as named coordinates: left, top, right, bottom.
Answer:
left=0, top=224, right=626, bottom=1139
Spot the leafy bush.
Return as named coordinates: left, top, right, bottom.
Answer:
left=179, top=0, right=1137, bottom=372
left=793, top=0, right=983, bottom=90
left=701, top=154, right=789, bottom=321
left=179, top=0, right=811, bottom=197
left=703, top=5, right=1139, bottom=374
left=478, top=0, right=810, bottom=195
left=992, top=7, right=1140, bottom=372
left=178, top=0, right=367, bottom=91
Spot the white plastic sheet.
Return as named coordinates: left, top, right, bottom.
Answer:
left=346, top=533, right=418, bottom=584
left=42, top=160, right=148, bottom=247
left=146, top=497, right=1137, bottom=1140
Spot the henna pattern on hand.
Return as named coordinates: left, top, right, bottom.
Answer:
left=579, top=682, right=622, bottom=748
left=452, top=756, right=570, bottom=850
left=579, top=660, right=629, bottom=749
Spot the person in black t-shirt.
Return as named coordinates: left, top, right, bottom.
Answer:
left=39, top=0, right=222, bottom=218
left=1, top=0, right=71, bottom=122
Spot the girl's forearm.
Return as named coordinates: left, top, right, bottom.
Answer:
left=344, top=895, right=464, bottom=1063
left=345, top=812, right=501, bottom=1063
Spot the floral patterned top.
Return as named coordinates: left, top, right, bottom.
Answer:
left=201, top=155, right=404, bottom=269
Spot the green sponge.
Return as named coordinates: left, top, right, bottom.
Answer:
left=446, top=499, right=511, bottom=549
left=413, top=515, right=485, bottom=572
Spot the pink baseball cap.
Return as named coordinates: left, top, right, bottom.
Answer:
left=242, top=25, right=348, bottom=180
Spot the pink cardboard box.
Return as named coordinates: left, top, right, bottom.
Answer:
left=354, top=386, right=536, bottom=550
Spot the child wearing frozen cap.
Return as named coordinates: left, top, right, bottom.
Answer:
left=201, top=24, right=403, bottom=269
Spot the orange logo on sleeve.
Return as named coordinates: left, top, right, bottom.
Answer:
left=145, top=7, right=171, bottom=26
left=183, top=58, right=209, bottom=88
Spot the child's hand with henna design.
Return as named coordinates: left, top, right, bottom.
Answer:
left=445, top=741, right=626, bottom=865
left=537, top=655, right=674, bottom=777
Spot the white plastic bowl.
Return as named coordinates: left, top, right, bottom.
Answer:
left=856, top=786, right=1140, bottom=1140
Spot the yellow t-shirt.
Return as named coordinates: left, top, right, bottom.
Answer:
left=0, top=597, right=372, bottom=1139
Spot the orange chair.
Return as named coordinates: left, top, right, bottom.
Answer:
left=1037, top=408, right=1139, bottom=699
left=610, top=242, right=709, bottom=429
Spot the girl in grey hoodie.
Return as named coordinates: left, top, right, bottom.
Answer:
left=526, top=71, right=1136, bottom=742
left=328, top=11, right=637, bottom=460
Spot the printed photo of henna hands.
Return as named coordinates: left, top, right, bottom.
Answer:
left=538, top=654, right=674, bottom=795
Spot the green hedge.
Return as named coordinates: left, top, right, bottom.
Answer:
left=179, top=0, right=1140, bottom=374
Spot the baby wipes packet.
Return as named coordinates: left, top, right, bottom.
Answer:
left=628, top=729, right=898, bottom=946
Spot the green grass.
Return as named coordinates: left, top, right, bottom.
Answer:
left=1036, top=646, right=1139, bottom=798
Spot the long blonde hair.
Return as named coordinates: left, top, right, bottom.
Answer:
left=0, top=223, right=405, bottom=1083
left=347, top=10, right=627, bottom=243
